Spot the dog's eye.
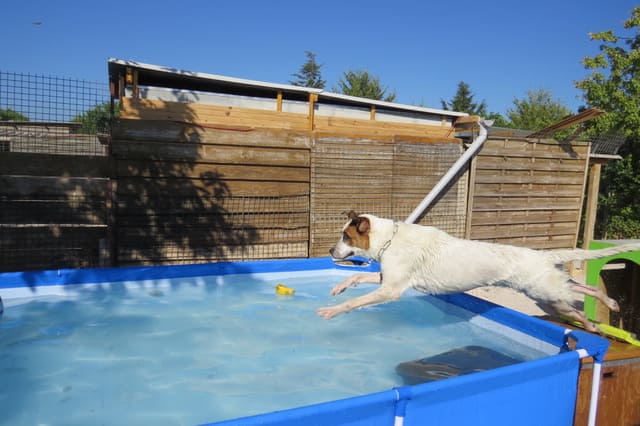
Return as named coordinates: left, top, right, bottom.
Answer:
left=342, top=232, right=350, bottom=243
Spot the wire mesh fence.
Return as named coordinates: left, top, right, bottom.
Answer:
left=589, top=131, right=627, bottom=156
left=0, top=70, right=111, bottom=156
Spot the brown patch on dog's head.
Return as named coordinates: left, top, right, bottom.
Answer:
left=343, top=213, right=370, bottom=250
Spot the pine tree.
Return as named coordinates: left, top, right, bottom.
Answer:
left=441, top=81, right=487, bottom=115
left=290, top=51, right=326, bottom=89
left=335, top=70, right=396, bottom=102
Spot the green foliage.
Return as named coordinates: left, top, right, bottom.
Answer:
left=0, top=108, right=29, bottom=121
left=485, top=112, right=510, bottom=127
left=577, top=6, right=640, bottom=238
left=506, top=89, right=571, bottom=131
left=441, top=81, right=487, bottom=115
left=290, top=51, right=326, bottom=89
left=335, top=70, right=396, bottom=102
left=72, top=102, right=117, bottom=134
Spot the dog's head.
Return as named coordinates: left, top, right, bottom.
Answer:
left=329, top=211, right=372, bottom=260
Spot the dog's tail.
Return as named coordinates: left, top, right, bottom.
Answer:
left=546, top=242, right=640, bottom=264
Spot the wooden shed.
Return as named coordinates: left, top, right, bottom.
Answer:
left=107, top=59, right=472, bottom=265
left=104, top=59, right=593, bottom=266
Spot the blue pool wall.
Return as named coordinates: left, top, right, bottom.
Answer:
left=0, top=257, right=609, bottom=426
left=207, top=351, right=582, bottom=426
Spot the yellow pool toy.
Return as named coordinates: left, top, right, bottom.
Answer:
left=597, top=323, right=640, bottom=347
left=275, top=284, right=295, bottom=296
left=571, top=320, right=640, bottom=347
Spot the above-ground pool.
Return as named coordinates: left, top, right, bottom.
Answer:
left=0, top=258, right=609, bottom=426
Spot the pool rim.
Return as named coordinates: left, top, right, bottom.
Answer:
left=0, top=256, right=611, bottom=425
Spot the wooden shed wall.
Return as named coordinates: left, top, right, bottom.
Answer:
left=119, top=98, right=454, bottom=139
left=467, top=137, right=590, bottom=249
left=111, top=120, right=312, bottom=265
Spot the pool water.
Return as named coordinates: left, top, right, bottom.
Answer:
left=0, top=270, right=552, bottom=425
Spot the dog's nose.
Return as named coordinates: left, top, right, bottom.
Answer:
left=329, top=248, right=335, bottom=257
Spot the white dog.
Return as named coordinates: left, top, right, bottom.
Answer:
left=317, top=211, right=639, bottom=332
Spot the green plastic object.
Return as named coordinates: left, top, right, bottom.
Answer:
left=585, top=240, right=640, bottom=343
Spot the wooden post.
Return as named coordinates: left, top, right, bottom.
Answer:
left=464, top=154, right=478, bottom=239
left=582, top=161, right=602, bottom=249
left=276, top=91, right=283, bottom=112
left=106, top=176, right=118, bottom=266
left=132, top=69, right=139, bottom=99
left=308, top=93, right=317, bottom=131
left=370, top=105, right=376, bottom=120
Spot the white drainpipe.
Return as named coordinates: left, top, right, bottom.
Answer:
left=405, top=119, right=489, bottom=224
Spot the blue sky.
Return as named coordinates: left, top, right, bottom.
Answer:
left=2, top=0, right=637, bottom=116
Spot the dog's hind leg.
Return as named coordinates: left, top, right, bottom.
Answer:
left=568, top=280, right=619, bottom=312
left=329, top=272, right=382, bottom=296
left=551, top=301, right=599, bottom=333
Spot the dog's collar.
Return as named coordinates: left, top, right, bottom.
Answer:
left=375, top=222, right=399, bottom=262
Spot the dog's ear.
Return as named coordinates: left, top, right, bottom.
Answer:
left=345, top=210, right=359, bottom=220
left=354, top=216, right=370, bottom=235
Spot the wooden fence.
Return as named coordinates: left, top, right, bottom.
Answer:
left=467, top=137, right=590, bottom=248
left=0, top=152, right=110, bottom=271
left=0, top=64, right=593, bottom=271
left=0, top=131, right=592, bottom=271
left=111, top=120, right=312, bottom=265
left=310, top=136, right=467, bottom=257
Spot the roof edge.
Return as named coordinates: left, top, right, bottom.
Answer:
left=108, top=58, right=467, bottom=118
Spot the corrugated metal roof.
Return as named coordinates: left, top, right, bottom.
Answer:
left=108, top=58, right=467, bottom=119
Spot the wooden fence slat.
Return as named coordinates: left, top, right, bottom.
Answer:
left=116, top=177, right=309, bottom=197
left=476, top=155, right=587, bottom=172
left=0, top=176, right=110, bottom=197
left=471, top=210, right=580, bottom=226
left=116, top=212, right=309, bottom=229
left=0, top=153, right=111, bottom=177
left=120, top=98, right=311, bottom=131
left=471, top=222, right=578, bottom=240
left=112, top=140, right=310, bottom=166
left=472, top=197, right=582, bottom=211
left=117, top=242, right=309, bottom=265
left=112, top=119, right=312, bottom=148
left=117, top=227, right=308, bottom=245
left=480, top=236, right=576, bottom=249
left=116, top=160, right=309, bottom=182
left=116, top=196, right=309, bottom=216
left=478, top=146, right=589, bottom=160
left=473, top=173, right=586, bottom=185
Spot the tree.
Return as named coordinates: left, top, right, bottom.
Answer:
left=290, top=51, right=326, bottom=89
left=335, top=70, right=396, bottom=102
left=441, top=81, right=487, bottom=116
left=506, top=89, right=571, bottom=131
left=0, top=108, right=29, bottom=121
left=485, top=112, right=510, bottom=127
left=72, top=102, right=117, bottom=134
left=576, top=6, right=640, bottom=238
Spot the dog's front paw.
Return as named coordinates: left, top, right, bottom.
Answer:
left=329, top=282, right=353, bottom=296
left=317, top=306, right=342, bottom=320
